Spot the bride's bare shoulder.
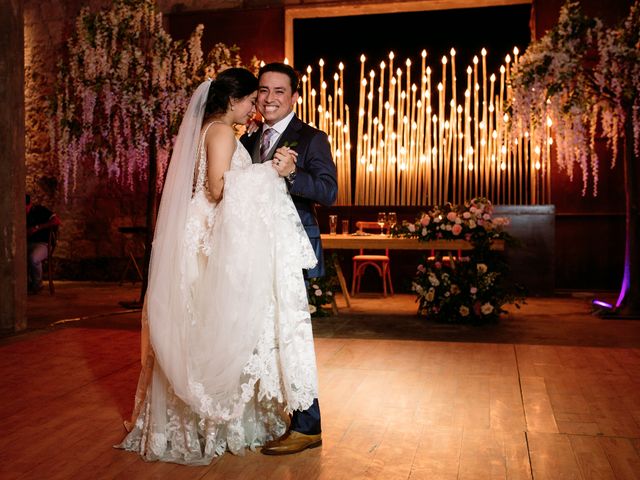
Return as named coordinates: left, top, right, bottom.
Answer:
left=202, top=121, right=235, bottom=146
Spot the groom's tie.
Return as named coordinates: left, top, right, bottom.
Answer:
left=260, top=128, right=276, bottom=163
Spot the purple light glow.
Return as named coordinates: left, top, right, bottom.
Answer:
left=615, top=242, right=630, bottom=308
left=592, top=299, right=613, bottom=309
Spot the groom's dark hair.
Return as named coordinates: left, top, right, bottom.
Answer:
left=258, top=63, right=300, bottom=94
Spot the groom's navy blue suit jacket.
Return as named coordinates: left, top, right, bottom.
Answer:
left=240, top=115, right=338, bottom=278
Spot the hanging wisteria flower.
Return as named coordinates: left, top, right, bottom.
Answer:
left=49, top=0, right=205, bottom=199
left=509, top=1, right=640, bottom=196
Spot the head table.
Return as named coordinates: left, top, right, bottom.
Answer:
left=319, top=234, right=505, bottom=308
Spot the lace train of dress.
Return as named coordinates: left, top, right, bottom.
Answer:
left=116, top=141, right=319, bottom=465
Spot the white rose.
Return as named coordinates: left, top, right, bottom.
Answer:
left=481, top=303, right=494, bottom=315
left=408, top=224, right=416, bottom=233
left=477, top=263, right=488, bottom=274
left=308, top=304, right=317, bottom=314
left=315, top=289, right=323, bottom=296
left=459, top=305, right=470, bottom=316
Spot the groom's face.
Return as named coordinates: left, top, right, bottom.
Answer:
left=257, top=72, right=299, bottom=126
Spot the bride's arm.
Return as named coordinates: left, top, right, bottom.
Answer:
left=205, top=124, right=236, bottom=201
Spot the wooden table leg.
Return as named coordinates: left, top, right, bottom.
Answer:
left=333, top=256, right=351, bottom=308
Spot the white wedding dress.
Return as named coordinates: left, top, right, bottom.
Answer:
left=117, top=126, right=319, bottom=465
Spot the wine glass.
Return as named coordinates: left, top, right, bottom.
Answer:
left=377, top=212, right=387, bottom=235
left=388, top=212, right=397, bottom=235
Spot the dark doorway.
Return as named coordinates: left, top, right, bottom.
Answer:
left=293, top=4, right=532, bottom=98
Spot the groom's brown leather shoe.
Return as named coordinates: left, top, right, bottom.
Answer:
left=261, top=430, right=322, bottom=455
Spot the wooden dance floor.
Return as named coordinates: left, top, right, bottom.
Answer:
left=2, top=283, right=640, bottom=479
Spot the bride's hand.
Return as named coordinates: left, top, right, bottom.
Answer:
left=272, top=147, right=298, bottom=177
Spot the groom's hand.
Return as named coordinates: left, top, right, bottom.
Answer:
left=272, top=147, right=298, bottom=177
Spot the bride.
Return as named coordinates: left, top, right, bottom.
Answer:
left=117, top=68, right=319, bottom=465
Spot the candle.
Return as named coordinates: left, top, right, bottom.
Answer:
left=306, top=66, right=312, bottom=125
left=301, top=74, right=308, bottom=123
left=356, top=55, right=366, bottom=205
left=473, top=55, right=479, bottom=198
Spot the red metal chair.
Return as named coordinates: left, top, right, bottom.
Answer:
left=351, top=221, right=394, bottom=297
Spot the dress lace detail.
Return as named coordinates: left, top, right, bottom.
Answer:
left=117, top=136, right=319, bottom=465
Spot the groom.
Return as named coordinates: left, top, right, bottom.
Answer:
left=240, top=62, right=337, bottom=455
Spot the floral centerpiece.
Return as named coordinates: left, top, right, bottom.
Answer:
left=393, top=197, right=512, bottom=247
left=394, top=197, right=524, bottom=323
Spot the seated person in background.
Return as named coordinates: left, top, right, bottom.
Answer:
left=26, top=194, right=61, bottom=294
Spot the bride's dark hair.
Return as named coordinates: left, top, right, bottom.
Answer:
left=205, top=68, right=258, bottom=118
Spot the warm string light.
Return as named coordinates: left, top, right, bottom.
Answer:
left=298, top=48, right=548, bottom=206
